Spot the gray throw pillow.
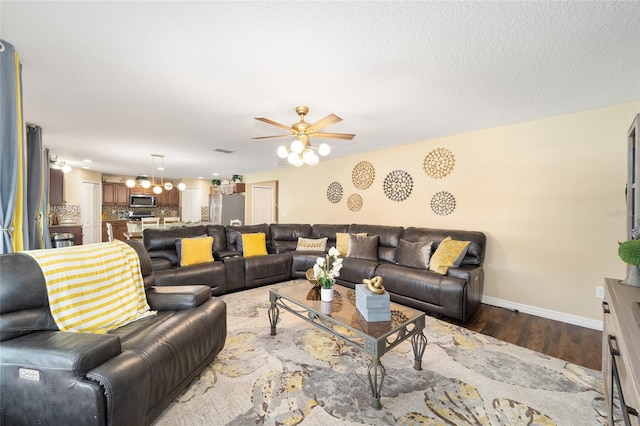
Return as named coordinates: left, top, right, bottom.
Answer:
left=347, top=234, right=379, bottom=261
left=396, top=239, right=433, bottom=269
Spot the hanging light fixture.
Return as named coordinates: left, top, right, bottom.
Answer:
left=276, top=135, right=329, bottom=167
left=125, top=154, right=183, bottom=192
left=50, top=155, right=72, bottom=173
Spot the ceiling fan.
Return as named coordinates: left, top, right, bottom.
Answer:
left=253, top=106, right=355, bottom=166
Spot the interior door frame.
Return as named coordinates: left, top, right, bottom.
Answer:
left=246, top=180, right=278, bottom=225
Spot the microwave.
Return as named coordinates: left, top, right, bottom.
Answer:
left=130, top=194, right=157, bottom=208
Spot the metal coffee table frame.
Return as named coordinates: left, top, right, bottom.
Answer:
left=268, top=282, right=427, bottom=409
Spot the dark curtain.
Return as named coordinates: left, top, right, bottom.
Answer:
left=42, top=147, right=52, bottom=248
left=27, top=125, right=48, bottom=249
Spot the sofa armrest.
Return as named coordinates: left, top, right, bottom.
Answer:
left=446, top=264, right=482, bottom=283
left=0, top=330, right=121, bottom=376
left=145, top=285, right=211, bottom=311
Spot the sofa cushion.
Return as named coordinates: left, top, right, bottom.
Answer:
left=311, top=224, right=349, bottom=249
left=179, top=236, right=214, bottom=267
left=143, top=225, right=207, bottom=251
left=403, top=227, right=486, bottom=266
left=347, top=234, right=379, bottom=261
left=296, top=237, right=327, bottom=252
left=270, top=224, right=312, bottom=253
left=397, top=239, right=432, bottom=269
left=226, top=224, right=271, bottom=252
left=429, top=236, right=471, bottom=275
left=336, top=232, right=366, bottom=256
left=348, top=224, right=404, bottom=263
left=241, top=233, right=268, bottom=258
left=205, top=225, right=229, bottom=252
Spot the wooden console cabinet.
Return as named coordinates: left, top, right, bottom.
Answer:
left=603, top=278, right=640, bottom=425
left=49, top=225, right=82, bottom=246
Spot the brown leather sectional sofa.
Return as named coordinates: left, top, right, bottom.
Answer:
left=145, top=223, right=487, bottom=322
left=0, top=240, right=227, bottom=425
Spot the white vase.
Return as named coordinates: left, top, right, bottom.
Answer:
left=320, top=301, right=332, bottom=314
left=321, top=287, right=334, bottom=302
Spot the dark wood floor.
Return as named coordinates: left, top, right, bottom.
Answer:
left=443, top=304, right=603, bottom=371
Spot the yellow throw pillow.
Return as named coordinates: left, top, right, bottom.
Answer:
left=241, top=232, right=268, bottom=258
left=180, top=236, right=214, bottom=267
left=429, top=236, right=471, bottom=275
left=336, top=232, right=367, bottom=256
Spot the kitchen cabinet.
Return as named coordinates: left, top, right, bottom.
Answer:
left=50, top=169, right=64, bottom=205
left=102, top=220, right=128, bottom=241
left=103, top=183, right=129, bottom=206
left=49, top=225, right=82, bottom=245
left=130, top=186, right=156, bottom=196
left=158, top=187, right=178, bottom=206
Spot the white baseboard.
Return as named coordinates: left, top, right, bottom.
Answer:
left=481, top=296, right=603, bottom=331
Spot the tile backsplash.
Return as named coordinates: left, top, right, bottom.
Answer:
left=51, top=204, right=80, bottom=223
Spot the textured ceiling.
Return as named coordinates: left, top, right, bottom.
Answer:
left=1, top=1, right=639, bottom=180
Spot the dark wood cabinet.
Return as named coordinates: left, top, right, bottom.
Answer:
left=102, top=220, right=128, bottom=241
left=103, top=183, right=129, bottom=206
left=49, top=169, right=64, bottom=205
left=49, top=225, right=82, bottom=245
left=158, top=187, right=178, bottom=206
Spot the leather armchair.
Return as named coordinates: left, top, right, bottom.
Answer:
left=0, top=241, right=227, bottom=426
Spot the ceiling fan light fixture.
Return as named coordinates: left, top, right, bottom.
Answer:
left=302, top=149, right=314, bottom=164
left=306, top=152, right=319, bottom=166
left=318, top=143, right=331, bottom=156
left=291, top=139, right=305, bottom=154
left=287, top=152, right=299, bottom=165
left=277, top=145, right=289, bottom=158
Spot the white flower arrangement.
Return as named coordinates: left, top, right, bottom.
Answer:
left=313, top=246, right=343, bottom=289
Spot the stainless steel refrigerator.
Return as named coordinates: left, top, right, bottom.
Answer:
left=209, top=192, right=245, bottom=226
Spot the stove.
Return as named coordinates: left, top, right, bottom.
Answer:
left=128, top=210, right=154, bottom=221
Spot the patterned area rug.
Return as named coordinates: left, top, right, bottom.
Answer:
left=153, top=284, right=607, bottom=425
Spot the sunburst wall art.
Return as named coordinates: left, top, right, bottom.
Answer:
left=423, top=147, right=455, bottom=179
left=430, top=191, right=456, bottom=216
left=326, top=181, right=343, bottom=204
left=347, top=193, right=363, bottom=212
left=352, top=161, right=375, bottom=190
left=383, top=169, right=413, bottom=202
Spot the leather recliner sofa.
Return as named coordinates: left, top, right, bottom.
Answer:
left=0, top=240, right=227, bottom=426
left=144, top=223, right=486, bottom=322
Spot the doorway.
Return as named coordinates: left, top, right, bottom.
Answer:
left=81, top=182, right=101, bottom=244
left=181, top=188, right=202, bottom=223
left=252, top=185, right=275, bottom=224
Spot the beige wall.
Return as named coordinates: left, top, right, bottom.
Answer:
left=245, top=102, right=640, bottom=327
left=62, top=168, right=102, bottom=205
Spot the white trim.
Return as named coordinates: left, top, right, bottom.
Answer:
left=481, top=295, right=603, bottom=331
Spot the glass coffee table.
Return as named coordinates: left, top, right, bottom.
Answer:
left=268, top=281, right=427, bottom=409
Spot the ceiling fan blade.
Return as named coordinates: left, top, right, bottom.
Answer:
left=252, top=134, right=295, bottom=140
left=255, top=117, right=295, bottom=133
left=312, top=132, right=356, bottom=140
left=306, top=114, right=342, bottom=134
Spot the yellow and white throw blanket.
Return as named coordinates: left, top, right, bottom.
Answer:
left=23, top=240, right=155, bottom=334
